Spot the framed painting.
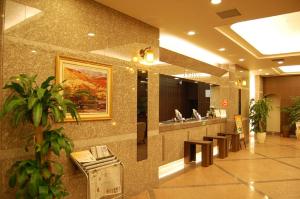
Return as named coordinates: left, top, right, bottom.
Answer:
left=56, top=56, right=112, bottom=121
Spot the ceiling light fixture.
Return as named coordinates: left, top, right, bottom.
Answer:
left=31, top=50, right=37, bottom=53
left=272, top=58, right=285, bottom=65
left=240, top=70, right=243, bottom=73
left=231, top=11, right=300, bottom=55
left=218, top=48, right=226, bottom=52
left=239, top=58, right=245, bottom=62
left=277, top=60, right=284, bottom=64
left=87, top=32, right=96, bottom=37
left=265, top=73, right=270, bottom=75
left=258, top=69, right=263, bottom=72
left=211, top=0, right=222, bottom=5
left=278, top=65, right=300, bottom=73
left=187, top=31, right=196, bottom=36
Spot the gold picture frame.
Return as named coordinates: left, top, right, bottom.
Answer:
left=56, top=56, right=112, bottom=121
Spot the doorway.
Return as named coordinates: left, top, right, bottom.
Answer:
left=266, top=94, right=281, bottom=133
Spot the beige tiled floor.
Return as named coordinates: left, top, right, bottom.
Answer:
left=130, top=135, right=300, bottom=199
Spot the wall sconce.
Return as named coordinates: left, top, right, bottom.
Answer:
left=139, top=47, right=154, bottom=63
left=242, top=80, right=247, bottom=86
left=235, top=80, right=247, bottom=87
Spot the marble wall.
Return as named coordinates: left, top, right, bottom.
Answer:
left=210, top=64, right=250, bottom=138
left=0, top=0, right=250, bottom=198
left=0, top=0, right=160, bottom=198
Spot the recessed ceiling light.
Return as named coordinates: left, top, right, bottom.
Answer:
left=231, top=11, right=300, bottom=55
left=239, top=58, right=245, bottom=62
left=277, top=60, right=284, bottom=64
left=258, top=69, right=263, bottom=72
left=265, top=73, right=270, bottom=75
left=31, top=50, right=37, bottom=53
left=240, top=70, right=244, bottom=73
left=211, top=0, right=222, bottom=5
left=218, top=48, right=226, bottom=52
left=187, top=31, right=196, bottom=36
left=87, top=32, right=96, bottom=37
left=278, top=65, right=300, bottom=73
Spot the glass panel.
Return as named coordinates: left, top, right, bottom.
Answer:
left=137, top=70, right=148, bottom=161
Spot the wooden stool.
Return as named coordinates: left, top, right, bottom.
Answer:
left=184, top=140, right=213, bottom=167
left=218, top=133, right=240, bottom=152
left=203, top=136, right=228, bottom=159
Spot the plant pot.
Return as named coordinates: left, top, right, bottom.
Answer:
left=296, top=122, right=300, bottom=140
left=296, top=131, right=300, bottom=140
left=256, top=132, right=266, bottom=143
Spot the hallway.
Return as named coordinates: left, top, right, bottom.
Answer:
left=132, top=135, right=300, bottom=199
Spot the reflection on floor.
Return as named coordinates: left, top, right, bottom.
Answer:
left=131, top=135, right=300, bottom=199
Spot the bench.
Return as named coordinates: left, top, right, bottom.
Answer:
left=203, top=136, right=228, bottom=159
left=184, top=140, right=213, bottom=167
left=218, top=133, right=240, bottom=152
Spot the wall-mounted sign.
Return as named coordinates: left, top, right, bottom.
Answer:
left=205, top=90, right=211, bottom=98
left=222, top=99, right=228, bottom=108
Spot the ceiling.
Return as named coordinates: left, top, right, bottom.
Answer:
left=95, top=0, right=300, bottom=76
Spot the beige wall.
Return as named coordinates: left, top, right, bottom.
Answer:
left=0, top=0, right=250, bottom=198
left=1, top=0, right=160, bottom=198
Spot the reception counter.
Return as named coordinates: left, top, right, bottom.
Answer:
left=159, top=118, right=227, bottom=165
left=159, top=118, right=227, bottom=133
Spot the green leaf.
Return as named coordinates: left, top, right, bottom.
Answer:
left=32, top=103, right=42, bottom=127
left=39, top=186, right=50, bottom=198
left=28, top=171, right=39, bottom=197
left=28, top=96, right=38, bottom=110
left=52, top=162, right=63, bottom=175
left=17, top=170, right=28, bottom=187
left=51, top=106, right=61, bottom=122
left=41, top=142, right=49, bottom=156
left=41, top=112, right=48, bottom=127
left=41, top=168, right=51, bottom=179
left=51, top=141, right=60, bottom=156
left=13, top=108, right=26, bottom=127
left=57, top=137, right=66, bottom=148
left=9, top=173, right=17, bottom=188
left=3, top=96, right=25, bottom=115
left=41, top=76, right=55, bottom=89
left=3, top=82, right=25, bottom=96
left=37, top=88, right=46, bottom=100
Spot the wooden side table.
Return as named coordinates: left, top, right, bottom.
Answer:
left=203, top=136, right=228, bottom=159
left=184, top=140, right=213, bottom=167
left=218, top=133, right=240, bottom=152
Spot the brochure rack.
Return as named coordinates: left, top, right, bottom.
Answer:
left=71, top=147, right=124, bottom=199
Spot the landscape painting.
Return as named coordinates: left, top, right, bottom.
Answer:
left=56, top=56, right=112, bottom=121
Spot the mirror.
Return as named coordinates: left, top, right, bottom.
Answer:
left=137, top=70, right=148, bottom=161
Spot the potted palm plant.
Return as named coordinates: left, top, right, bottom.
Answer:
left=249, top=98, right=271, bottom=143
left=0, top=74, right=79, bottom=198
left=283, top=97, right=300, bottom=140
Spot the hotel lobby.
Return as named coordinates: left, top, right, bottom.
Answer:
left=1, top=0, right=300, bottom=199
